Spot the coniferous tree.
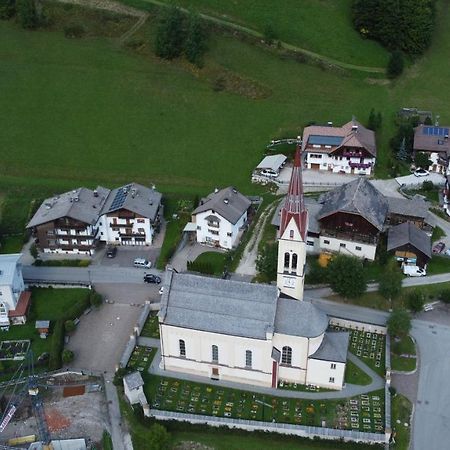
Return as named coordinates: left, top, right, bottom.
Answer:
left=17, top=0, right=39, bottom=29
left=397, top=137, right=408, bottom=161
left=387, top=51, right=404, bottom=78
left=185, top=13, right=207, bottom=67
left=0, top=0, right=15, bottom=19
left=155, top=5, right=185, bottom=60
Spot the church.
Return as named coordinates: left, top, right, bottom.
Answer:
left=158, top=147, right=349, bottom=390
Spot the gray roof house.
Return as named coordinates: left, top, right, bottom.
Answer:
left=193, top=186, right=251, bottom=225
left=101, top=183, right=162, bottom=222
left=27, top=186, right=110, bottom=228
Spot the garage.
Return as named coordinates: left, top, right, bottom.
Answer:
left=310, top=163, right=320, bottom=170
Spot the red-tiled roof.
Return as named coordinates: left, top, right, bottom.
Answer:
left=279, top=145, right=308, bottom=240
left=8, top=291, right=31, bottom=317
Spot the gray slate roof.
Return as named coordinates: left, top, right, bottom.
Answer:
left=35, top=320, right=50, bottom=329
left=0, top=254, right=21, bottom=286
left=159, top=272, right=278, bottom=340
left=386, top=196, right=429, bottom=219
left=193, top=187, right=251, bottom=225
left=27, top=187, right=110, bottom=228
left=318, top=178, right=388, bottom=230
left=101, top=183, right=162, bottom=221
left=309, top=331, right=349, bottom=363
left=256, top=154, right=287, bottom=171
left=387, top=222, right=432, bottom=258
left=275, top=298, right=329, bottom=338
left=124, top=371, right=144, bottom=390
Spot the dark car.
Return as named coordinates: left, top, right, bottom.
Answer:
left=144, top=273, right=161, bottom=284
left=106, top=246, right=117, bottom=258
left=432, top=241, right=446, bottom=254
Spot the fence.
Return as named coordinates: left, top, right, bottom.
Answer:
left=384, top=334, right=392, bottom=442
left=150, top=409, right=386, bottom=444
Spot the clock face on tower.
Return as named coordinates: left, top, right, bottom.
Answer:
left=283, top=276, right=296, bottom=288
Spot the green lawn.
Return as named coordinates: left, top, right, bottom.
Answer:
left=145, top=0, right=389, bottom=67
left=391, top=394, right=412, bottom=450
left=344, top=360, right=372, bottom=386
left=0, top=288, right=89, bottom=380
left=427, top=255, right=450, bottom=275
left=192, top=251, right=228, bottom=275
left=140, top=314, right=160, bottom=339
left=391, top=335, right=416, bottom=372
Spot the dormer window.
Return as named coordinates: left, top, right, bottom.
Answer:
left=289, top=230, right=294, bottom=239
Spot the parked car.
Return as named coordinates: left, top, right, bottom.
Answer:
left=445, top=248, right=450, bottom=256
left=402, top=265, right=426, bottom=277
left=159, top=286, right=165, bottom=295
left=432, top=241, right=446, bottom=254
left=106, top=246, right=117, bottom=258
left=414, top=168, right=429, bottom=177
left=260, top=169, right=279, bottom=178
left=133, top=258, right=152, bottom=268
left=144, top=273, right=161, bottom=284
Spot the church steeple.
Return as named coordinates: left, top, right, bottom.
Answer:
left=276, top=144, right=308, bottom=300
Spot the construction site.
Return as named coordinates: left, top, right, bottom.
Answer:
left=0, top=361, right=110, bottom=450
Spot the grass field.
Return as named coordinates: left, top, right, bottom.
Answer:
left=391, top=335, right=417, bottom=372
left=192, top=251, right=228, bottom=275
left=391, top=394, right=412, bottom=450
left=344, top=360, right=372, bottom=386
left=137, top=0, right=389, bottom=67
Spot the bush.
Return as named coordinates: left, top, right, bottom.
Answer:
left=422, top=180, right=434, bottom=191
left=407, top=289, right=425, bottom=313
left=440, top=289, right=450, bottom=304
left=49, top=320, right=64, bottom=370
left=64, top=319, right=76, bottom=333
left=389, top=386, right=397, bottom=396
left=388, top=309, right=411, bottom=337
left=30, top=243, right=39, bottom=259
left=0, top=0, right=15, bottom=20
left=327, top=255, right=367, bottom=299
left=64, top=23, right=86, bottom=38
left=305, top=258, right=328, bottom=284
left=212, top=76, right=226, bottom=92
left=62, top=349, right=74, bottom=364
left=147, top=423, right=170, bottom=450
left=89, top=290, right=103, bottom=308
left=113, top=367, right=128, bottom=386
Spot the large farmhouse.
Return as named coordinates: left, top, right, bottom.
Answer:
left=303, top=119, right=376, bottom=176
left=159, top=149, right=349, bottom=390
left=413, top=124, right=450, bottom=174
left=191, top=186, right=251, bottom=250
left=27, top=187, right=110, bottom=255
left=273, top=178, right=433, bottom=261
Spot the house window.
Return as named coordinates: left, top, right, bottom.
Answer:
left=330, top=363, right=336, bottom=370
left=340, top=243, right=346, bottom=248
left=115, top=238, right=119, bottom=241
left=138, top=228, right=145, bottom=233
left=329, top=377, right=335, bottom=383
left=179, top=339, right=186, bottom=358
left=245, top=350, right=252, bottom=368
left=0, top=290, right=2, bottom=296
left=137, top=219, right=145, bottom=223
left=355, top=246, right=362, bottom=251
left=210, top=230, right=219, bottom=235
left=212, top=345, right=219, bottom=363
left=197, top=226, right=201, bottom=230
left=291, top=253, right=298, bottom=270
left=281, top=346, right=292, bottom=365
left=307, top=241, right=314, bottom=246
left=227, top=232, right=232, bottom=237
left=324, top=239, right=330, bottom=245
left=284, top=252, right=290, bottom=268
left=290, top=230, right=294, bottom=239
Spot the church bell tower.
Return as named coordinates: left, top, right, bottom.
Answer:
left=276, top=143, right=308, bottom=300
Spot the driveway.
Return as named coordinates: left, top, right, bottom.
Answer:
left=66, top=283, right=159, bottom=373
left=396, top=172, right=446, bottom=187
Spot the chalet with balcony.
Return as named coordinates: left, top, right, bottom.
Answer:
left=27, top=187, right=110, bottom=255
left=303, top=119, right=376, bottom=175
left=0, top=254, right=29, bottom=329
left=413, top=124, right=450, bottom=174
left=191, top=187, right=251, bottom=249
left=97, top=183, right=162, bottom=246
left=388, top=222, right=431, bottom=268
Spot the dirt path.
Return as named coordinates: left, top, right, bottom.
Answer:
left=132, top=0, right=385, bottom=74
left=235, top=202, right=277, bottom=276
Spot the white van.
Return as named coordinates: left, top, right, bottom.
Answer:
left=402, top=265, right=426, bottom=277
left=260, top=169, right=279, bottom=178
left=133, top=258, right=152, bottom=269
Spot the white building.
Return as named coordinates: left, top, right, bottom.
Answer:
left=158, top=148, right=349, bottom=390
left=97, top=183, right=162, bottom=246
left=303, top=119, right=377, bottom=176
left=191, top=187, right=251, bottom=250
left=0, top=254, right=29, bottom=329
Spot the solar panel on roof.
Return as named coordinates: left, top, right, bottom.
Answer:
left=308, top=135, right=343, bottom=146
left=423, top=126, right=449, bottom=136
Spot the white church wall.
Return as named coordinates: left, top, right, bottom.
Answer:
left=306, top=359, right=345, bottom=390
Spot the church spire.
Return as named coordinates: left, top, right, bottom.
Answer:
left=279, top=144, right=307, bottom=240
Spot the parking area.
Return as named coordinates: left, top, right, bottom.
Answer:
left=66, top=283, right=160, bottom=373
left=94, top=246, right=161, bottom=269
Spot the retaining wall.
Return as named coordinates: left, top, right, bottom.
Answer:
left=330, top=317, right=387, bottom=335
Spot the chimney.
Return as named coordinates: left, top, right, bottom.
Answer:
left=445, top=134, right=449, bottom=140
left=327, top=121, right=333, bottom=126
left=223, top=198, right=229, bottom=204
left=352, top=125, right=358, bottom=133
left=93, top=190, right=98, bottom=197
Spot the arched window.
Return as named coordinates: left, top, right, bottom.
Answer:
left=284, top=252, right=290, bottom=268
left=281, top=346, right=292, bottom=365
left=245, top=350, right=252, bottom=368
left=179, top=339, right=186, bottom=357
left=291, top=253, right=298, bottom=270
left=212, top=345, right=219, bottom=363
left=290, top=230, right=294, bottom=239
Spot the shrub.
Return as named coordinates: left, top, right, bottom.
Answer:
left=64, top=23, right=86, bottom=39
left=389, top=386, right=397, bottom=396
left=62, top=349, right=74, bottom=363
left=422, top=180, right=434, bottom=191
left=327, top=255, right=367, bottom=299
left=212, top=76, right=226, bottom=92
left=89, top=290, right=103, bottom=308
left=440, top=289, right=450, bottom=304
left=387, top=51, right=404, bottom=79
left=387, top=309, right=411, bottom=337
left=30, top=243, right=39, bottom=259
left=407, top=289, right=425, bottom=313
left=64, top=319, right=76, bottom=333
left=49, top=320, right=64, bottom=370
left=0, top=0, right=15, bottom=20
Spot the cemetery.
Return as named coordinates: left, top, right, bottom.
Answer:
left=126, top=346, right=157, bottom=373
left=0, top=339, right=30, bottom=360
left=140, top=314, right=160, bottom=339
left=145, top=376, right=385, bottom=434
